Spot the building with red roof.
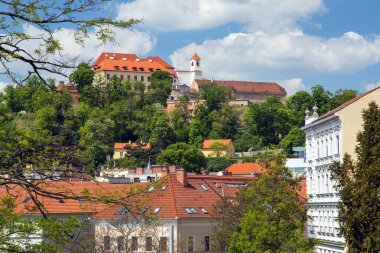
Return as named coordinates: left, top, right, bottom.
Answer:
left=200, top=139, right=235, bottom=157
left=225, top=161, right=264, bottom=176
left=92, top=52, right=177, bottom=85
left=113, top=141, right=151, bottom=159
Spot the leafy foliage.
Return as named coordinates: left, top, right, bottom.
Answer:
left=213, top=154, right=315, bottom=252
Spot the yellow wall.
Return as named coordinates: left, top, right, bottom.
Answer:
left=200, top=143, right=235, bottom=158
left=95, top=70, right=153, bottom=85
left=336, top=89, right=380, bottom=160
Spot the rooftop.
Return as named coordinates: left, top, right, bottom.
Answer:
left=194, top=79, right=287, bottom=95
left=202, top=139, right=232, bottom=149
left=226, top=162, right=264, bottom=175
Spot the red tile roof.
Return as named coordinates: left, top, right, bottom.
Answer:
left=92, top=52, right=175, bottom=76
left=114, top=142, right=151, bottom=150
left=95, top=174, right=254, bottom=219
left=226, top=162, right=264, bottom=175
left=316, top=86, right=380, bottom=122
left=191, top=53, right=201, bottom=60
left=195, top=79, right=287, bottom=95
left=202, top=139, right=232, bottom=149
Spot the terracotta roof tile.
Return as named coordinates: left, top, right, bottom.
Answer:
left=202, top=139, right=232, bottom=149
left=226, top=162, right=264, bottom=175
left=195, top=79, right=287, bottom=95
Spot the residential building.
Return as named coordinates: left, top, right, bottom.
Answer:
left=200, top=139, right=235, bottom=157
left=113, top=142, right=151, bottom=159
left=94, top=169, right=255, bottom=253
left=285, top=147, right=307, bottom=176
left=92, top=52, right=177, bottom=85
left=225, top=161, right=264, bottom=176
left=301, top=87, right=380, bottom=253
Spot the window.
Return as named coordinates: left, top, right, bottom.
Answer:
left=226, top=183, right=246, bottom=188
left=196, top=61, right=199, bottom=66
left=200, top=207, right=209, bottom=214
left=185, top=207, right=198, bottom=214
left=120, top=74, right=124, bottom=80
left=145, top=237, right=152, bottom=251
left=21, top=197, right=31, bottom=204
left=147, top=186, right=155, bottom=192
left=117, top=236, right=125, bottom=251
left=161, top=185, right=168, bottom=190
left=131, top=237, right=138, bottom=251
left=204, top=236, right=210, bottom=251
left=141, top=76, right=144, bottom=82
left=159, top=237, right=168, bottom=252
left=317, top=141, right=320, bottom=158
left=138, top=206, right=149, bottom=215
left=120, top=152, right=123, bottom=157
left=191, top=62, right=194, bottom=66
left=336, top=135, right=340, bottom=154
left=127, top=75, right=131, bottom=80
left=199, top=184, right=208, bottom=191
left=188, top=236, right=194, bottom=252
left=152, top=207, right=161, bottom=214
left=326, top=139, right=328, bottom=156
left=106, top=74, right=110, bottom=80
left=148, top=76, right=151, bottom=82
left=321, top=140, right=324, bottom=157
left=104, top=236, right=110, bottom=251
left=115, top=206, right=129, bottom=215
left=134, top=75, right=137, bottom=81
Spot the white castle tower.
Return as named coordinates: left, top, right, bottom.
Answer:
left=190, top=53, right=202, bottom=83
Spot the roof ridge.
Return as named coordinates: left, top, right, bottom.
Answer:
left=169, top=175, right=179, bottom=217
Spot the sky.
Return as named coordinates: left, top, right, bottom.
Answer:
left=2, top=0, right=380, bottom=95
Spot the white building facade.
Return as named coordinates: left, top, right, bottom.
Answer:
left=302, top=87, right=380, bottom=253
left=302, top=107, right=345, bottom=253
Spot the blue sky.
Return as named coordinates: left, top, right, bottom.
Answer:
left=2, top=0, right=380, bottom=95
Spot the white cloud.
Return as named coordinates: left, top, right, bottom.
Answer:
left=170, top=31, right=380, bottom=84
left=0, top=81, right=9, bottom=92
left=365, top=81, right=380, bottom=91
left=0, top=24, right=156, bottom=82
left=117, top=0, right=324, bottom=32
left=22, top=24, right=155, bottom=62
left=280, top=78, right=305, bottom=96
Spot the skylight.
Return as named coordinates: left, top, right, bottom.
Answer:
left=21, top=197, right=31, bottom=204
left=161, top=185, right=168, bottom=190
left=152, top=207, right=161, bottom=214
left=147, top=186, right=155, bottom=192
left=213, top=182, right=221, bottom=188
left=226, top=183, right=247, bottom=188
left=56, top=198, right=65, bottom=203
left=185, top=207, right=198, bottom=214
left=138, top=206, right=149, bottom=215
left=115, top=206, right=129, bottom=215
left=199, top=184, right=209, bottom=191
left=199, top=207, right=209, bottom=214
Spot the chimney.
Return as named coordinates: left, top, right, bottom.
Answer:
left=161, top=168, right=168, bottom=177
left=176, top=168, right=187, bottom=187
left=169, top=165, right=178, bottom=173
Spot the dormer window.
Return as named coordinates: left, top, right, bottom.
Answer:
left=149, top=68, right=154, bottom=72
left=114, top=66, right=120, bottom=70
left=138, top=206, right=149, bottom=214
left=122, top=66, right=128, bottom=70
left=152, top=207, right=161, bottom=214
left=116, top=206, right=129, bottom=215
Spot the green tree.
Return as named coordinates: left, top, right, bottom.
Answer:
left=280, top=127, right=305, bottom=155
left=157, top=142, right=207, bottom=173
left=311, top=85, right=332, bottom=115
left=330, top=101, right=380, bottom=252
left=213, top=154, right=315, bottom=252
left=147, top=70, right=173, bottom=106
left=69, top=62, right=94, bottom=92
left=207, top=157, right=234, bottom=172
left=245, top=96, right=296, bottom=145
left=286, top=90, right=313, bottom=127
left=322, top=89, right=357, bottom=113
left=148, top=108, right=173, bottom=150
left=199, top=82, right=233, bottom=112
left=209, top=142, right=229, bottom=157
left=234, top=130, right=264, bottom=152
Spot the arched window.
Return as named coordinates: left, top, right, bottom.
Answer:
left=191, top=62, right=194, bottom=66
